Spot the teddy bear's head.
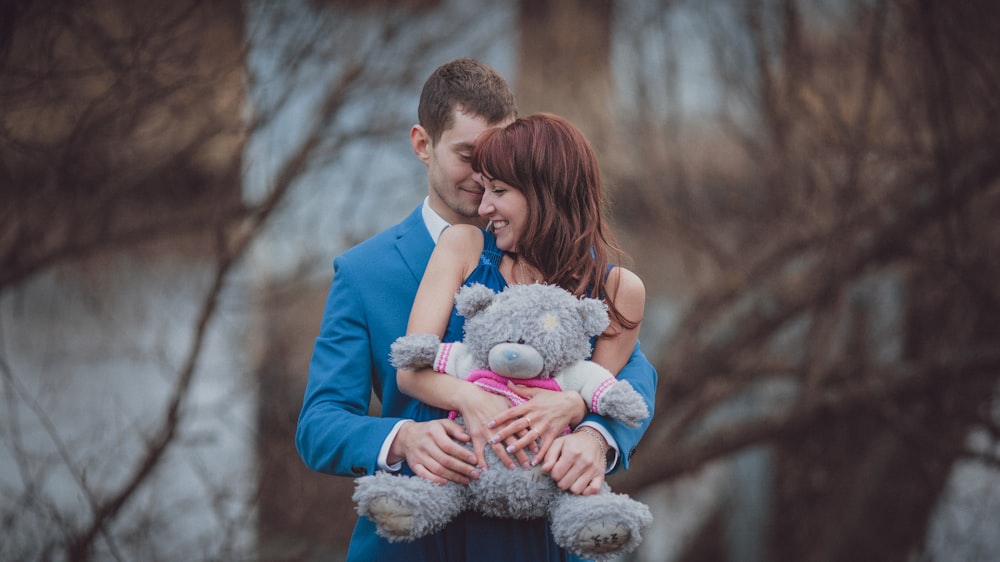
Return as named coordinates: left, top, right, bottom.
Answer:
left=455, top=283, right=609, bottom=379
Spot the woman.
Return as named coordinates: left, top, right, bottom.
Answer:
left=395, top=113, right=646, bottom=560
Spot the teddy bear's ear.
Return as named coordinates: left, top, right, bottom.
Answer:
left=578, top=296, right=611, bottom=337
left=455, top=283, right=496, bottom=318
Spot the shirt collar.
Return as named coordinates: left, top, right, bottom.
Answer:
left=421, top=196, right=451, bottom=245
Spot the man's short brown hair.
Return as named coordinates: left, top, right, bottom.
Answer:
left=418, top=58, right=517, bottom=144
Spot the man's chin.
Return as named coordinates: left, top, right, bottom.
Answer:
left=456, top=204, right=484, bottom=220
left=457, top=212, right=488, bottom=226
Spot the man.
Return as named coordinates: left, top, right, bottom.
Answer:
left=296, top=58, right=657, bottom=561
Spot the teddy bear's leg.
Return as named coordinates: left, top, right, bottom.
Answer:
left=548, top=484, right=653, bottom=562
left=353, top=472, right=467, bottom=542
left=467, top=461, right=557, bottom=520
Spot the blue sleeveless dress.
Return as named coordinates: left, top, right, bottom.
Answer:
left=369, top=229, right=588, bottom=562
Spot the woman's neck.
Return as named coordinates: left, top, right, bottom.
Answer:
left=509, top=253, right=541, bottom=285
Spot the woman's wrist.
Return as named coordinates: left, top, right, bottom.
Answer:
left=567, top=391, right=588, bottom=427
left=454, top=380, right=485, bottom=412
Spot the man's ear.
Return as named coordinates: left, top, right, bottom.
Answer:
left=410, top=124, right=431, bottom=164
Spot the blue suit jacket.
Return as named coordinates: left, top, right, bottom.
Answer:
left=296, top=205, right=658, bottom=558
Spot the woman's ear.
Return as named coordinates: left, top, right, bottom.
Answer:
left=410, top=124, right=431, bottom=164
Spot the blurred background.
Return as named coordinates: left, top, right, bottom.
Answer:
left=2, top=0, right=999, bottom=560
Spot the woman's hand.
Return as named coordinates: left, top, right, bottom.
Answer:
left=488, top=385, right=588, bottom=464
left=454, top=383, right=530, bottom=470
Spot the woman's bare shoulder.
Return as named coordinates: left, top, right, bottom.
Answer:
left=433, top=224, right=486, bottom=270
left=607, top=266, right=645, bottom=297
left=437, top=224, right=484, bottom=250
left=607, top=266, right=646, bottom=320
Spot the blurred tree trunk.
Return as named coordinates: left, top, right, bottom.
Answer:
left=255, top=282, right=358, bottom=559
left=516, top=0, right=614, bottom=157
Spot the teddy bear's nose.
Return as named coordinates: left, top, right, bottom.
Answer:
left=488, top=343, right=544, bottom=379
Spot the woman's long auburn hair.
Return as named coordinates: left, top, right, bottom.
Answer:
left=471, top=113, right=637, bottom=330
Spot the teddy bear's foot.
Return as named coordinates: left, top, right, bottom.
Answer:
left=549, top=485, right=653, bottom=562
left=353, top=472, right=466, bottom=542
left=367, top=496, right=417, bottom=538
left=574, top=519, right=633, bottom=554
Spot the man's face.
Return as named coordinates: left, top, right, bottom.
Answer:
left=415, top=109, right=511, bottom=226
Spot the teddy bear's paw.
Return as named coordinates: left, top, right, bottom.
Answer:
left=596, top=380, right=649, bottom=427
left=367, top=496, right=417, bottom=538
left=389, top=333, right=441, bottom=370
left=575, top=520, right=633, bottom=554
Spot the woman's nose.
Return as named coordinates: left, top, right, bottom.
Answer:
left=478, top=193, right=495, bottom=216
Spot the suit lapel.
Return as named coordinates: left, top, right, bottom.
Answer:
left=394, top=206, right=434, bottom=283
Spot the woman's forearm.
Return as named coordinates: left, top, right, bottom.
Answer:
left=397, top=367, right=475, bottom=411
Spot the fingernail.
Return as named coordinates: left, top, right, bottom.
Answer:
left=487, top=420, right=496, bottom=429
left=488, top=435, right=498, bottom=445
left=522, top=461, right=531, bottom=469
left=506, top=445, right=515, bottom=453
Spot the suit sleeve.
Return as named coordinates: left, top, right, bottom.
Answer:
left=295, top=256, right=403, bottom=477
left=583, top=340, right=658, bottom=473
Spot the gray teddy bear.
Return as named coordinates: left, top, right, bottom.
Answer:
left=353, top=283, right=653, bottom=561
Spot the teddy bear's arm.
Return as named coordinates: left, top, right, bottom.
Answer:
left=555, top=361, right=649, bottom=428
left=391, top=335, right=476, bottom=380
left=432, top=342, right=476, bottom=380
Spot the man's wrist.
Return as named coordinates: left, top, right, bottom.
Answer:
left=381, top=419, right=412, bottom=471
left=577, top=421, right=620, bottom=472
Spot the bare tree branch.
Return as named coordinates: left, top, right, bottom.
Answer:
left=619, top=352, right=1000, bottom=493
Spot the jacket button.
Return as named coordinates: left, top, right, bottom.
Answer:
left=351, top=466, right=368, bottom=476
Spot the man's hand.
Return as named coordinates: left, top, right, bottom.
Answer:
left=540, top=430, right=606, bottom=496
left=388, top=419, right=480, bottom=485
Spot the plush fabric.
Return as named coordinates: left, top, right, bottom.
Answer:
left=355, top=283, right=653, bottom=561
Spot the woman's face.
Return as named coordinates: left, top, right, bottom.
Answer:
left=478, top=178, right=529, bottom=253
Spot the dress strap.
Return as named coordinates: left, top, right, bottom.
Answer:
left=480, top=229, right=503, bottom=269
